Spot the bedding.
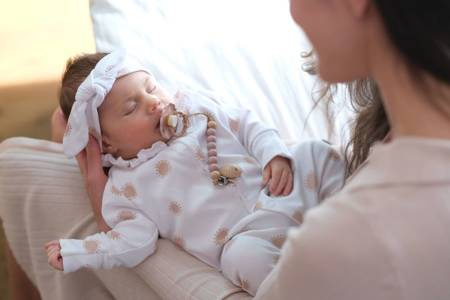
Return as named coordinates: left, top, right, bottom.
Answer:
left=90, top=0, right=352, bottom=144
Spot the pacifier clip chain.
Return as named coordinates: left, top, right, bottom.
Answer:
left=165, top=112, right=241, bottom=185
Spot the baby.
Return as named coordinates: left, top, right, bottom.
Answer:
left=45, top=50, right=345, bottom=295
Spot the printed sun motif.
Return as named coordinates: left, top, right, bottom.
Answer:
left=305, top=172, right=318, bottom=190
left=229, top=118, right=240, bottom=133
left=155, top=160, right=170, bottom=176
left=214, top=228, right=229, bottom=246
left=194, top=147, right=206, bottom=161
left=118, top=210, right=136, bottom=221
left=83, top=240, right=99, bottom=253
left=168, top=201, right=182, bottom=215
left=292, top=210, right=304, bottom=224
left=172, top=236, right=185, bottom=249
left=271, top=234, right=287, bottom=249
left=122, top=183, right=137, bottom=200
left=107, top=230, right=120, bottom=240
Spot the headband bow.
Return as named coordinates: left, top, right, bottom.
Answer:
left=62, top=50, right=150, bottom=157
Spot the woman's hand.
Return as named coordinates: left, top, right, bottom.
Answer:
left=76, top=136, right=111, bottom=232
left=263, top=156, right=293, bottom=196
left=45, top=240, right=64, bottom=271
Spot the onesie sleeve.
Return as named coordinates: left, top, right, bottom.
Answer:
left=192, top=89, right=291, bottom=167
left=235, top=107, right=292, bottom=168
left=59, top=179, right=158, bottom=273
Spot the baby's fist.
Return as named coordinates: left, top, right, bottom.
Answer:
left=45, top=240, right=64, bottom=271
left=263, top=156, right=293, bottom=196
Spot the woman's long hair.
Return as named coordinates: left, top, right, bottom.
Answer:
left=303, top=53, right=388, bottom=178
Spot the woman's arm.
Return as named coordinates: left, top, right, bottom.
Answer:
left=75, top=136, right=111, bottom=233
left=51, top=106, right=111, bottom=232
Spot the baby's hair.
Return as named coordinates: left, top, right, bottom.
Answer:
left=58, top=53, right=108, bottom=119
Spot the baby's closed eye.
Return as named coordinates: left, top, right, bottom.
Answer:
left=124, top=100, right=137, bottom=115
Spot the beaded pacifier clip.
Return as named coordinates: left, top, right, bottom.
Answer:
left=160, top=104, right=241, bottom=186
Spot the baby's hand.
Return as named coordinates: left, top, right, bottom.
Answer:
left=45, top=240, right=64, bottom=271
left=263, top=156, right=293, bottom=196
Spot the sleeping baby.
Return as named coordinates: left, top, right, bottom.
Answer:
left=45, top=50, right=345, bottom=295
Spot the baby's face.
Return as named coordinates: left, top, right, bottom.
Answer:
left=98, top=71, right=171, bottom=159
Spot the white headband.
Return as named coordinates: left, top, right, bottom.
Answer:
left=62, top=50, right=150, bottom=157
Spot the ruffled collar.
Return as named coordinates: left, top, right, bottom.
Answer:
left=101, top=141, right=168, bottom=168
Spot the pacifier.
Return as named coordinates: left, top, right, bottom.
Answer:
left=160, top=103, right=188, bottom=139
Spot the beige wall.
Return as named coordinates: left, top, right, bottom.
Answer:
left=0, top=0, right=96, bottom=141
left=0, top=0, right=95, bottom=87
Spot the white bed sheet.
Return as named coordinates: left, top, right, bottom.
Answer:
left=90, top=0, right=352, bottom=145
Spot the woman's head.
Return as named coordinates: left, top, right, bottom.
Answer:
left=293, top=0, right=450, bottom=176
left=290, top=0, right=450, bottom=86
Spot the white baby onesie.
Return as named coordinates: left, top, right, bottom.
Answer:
left=59, top=89, right=345, bottom=295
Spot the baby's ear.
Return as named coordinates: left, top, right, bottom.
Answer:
left=101, top=135, right=117, bottom=155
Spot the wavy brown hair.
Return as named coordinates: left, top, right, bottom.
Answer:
left=302, top=52, right=389, bottom=178
left=344, top=80, right=389, bottom=176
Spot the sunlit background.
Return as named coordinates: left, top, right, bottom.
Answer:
left=0, top=0, right=95, bottom=297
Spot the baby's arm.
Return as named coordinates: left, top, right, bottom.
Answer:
left=47, top=209, right=158, bottom=273
left=227, top=105, right=294, bottom=195
left=234, top=108, right=292, bottom=169
left=197, top=91, right=294, bottom=194
left=59, top=207, right=158, bottom=273
left=45, top=240, right=63, bottom=270
left=46, top=187, right=158, bottom=273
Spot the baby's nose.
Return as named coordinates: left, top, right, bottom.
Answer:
left=146, top=96, right=161, bottom=114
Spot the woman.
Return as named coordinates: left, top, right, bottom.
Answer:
left=256, top=0, right=450, bottom=299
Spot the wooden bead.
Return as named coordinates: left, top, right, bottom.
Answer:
left=219, top=165, right=242, bottom=179
left=206, top=128, right=216, bottom=136
left=208, top=149, right=217, bottom=157
left=208, top=157, right=218, bottom=164
left=207, top=135, right=216, bottom=143
left=207, top=142, right=216, bottom=150
left=209, top=164, right=218, bottom=172
left=207, top=121, right=217, bottom=129
left=210, top=170, right=220, bottom=180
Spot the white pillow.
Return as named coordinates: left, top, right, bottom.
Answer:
left=90, top=0, right=351, bottom=144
